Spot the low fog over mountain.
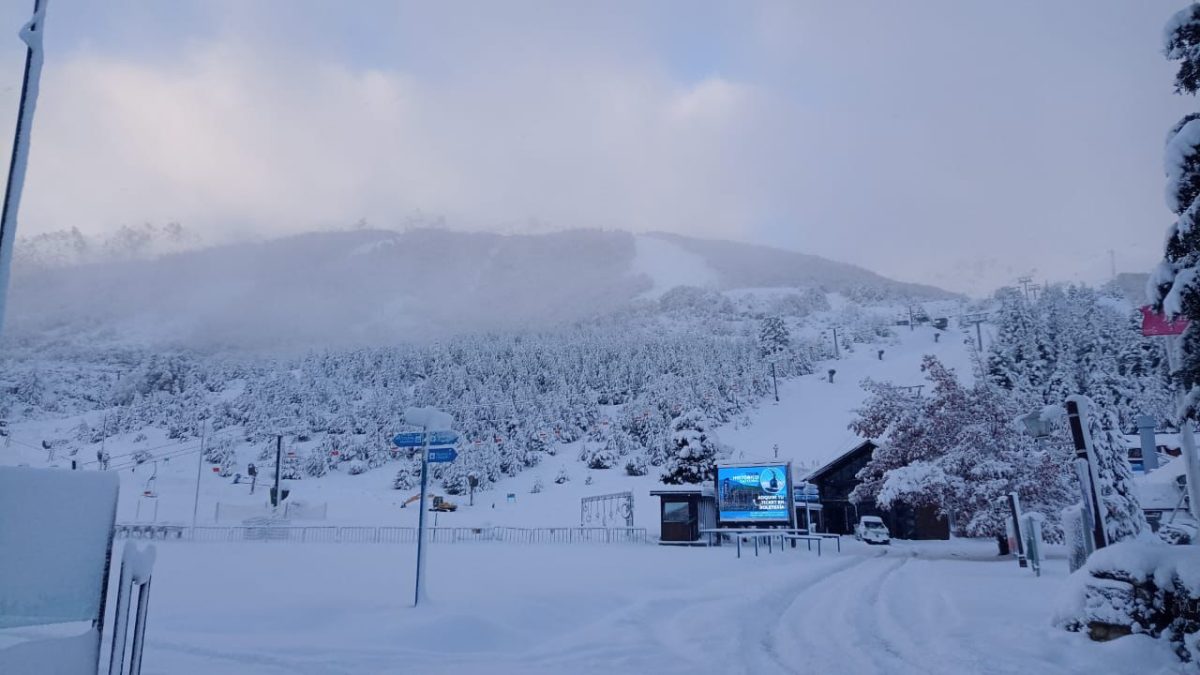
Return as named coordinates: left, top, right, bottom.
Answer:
left=6, top=228, right=954, bottom=349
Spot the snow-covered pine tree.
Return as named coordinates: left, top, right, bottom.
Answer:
left=660, top=410, right=721, bottom=484
left=1153, top=4, right=1200, bottom=412
left=987, top=287, right=1047, bottom=399
left=758, top=316, right=790, bottom=358
left=1074, top=397, right=1148, bottom=544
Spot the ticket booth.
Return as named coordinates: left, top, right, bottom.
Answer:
left=651, top=487, right=717, bottom=545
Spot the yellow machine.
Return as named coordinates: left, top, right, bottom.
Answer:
left=401, top=493, right=458, bottom=512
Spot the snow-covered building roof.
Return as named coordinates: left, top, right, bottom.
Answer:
left=1135, top=457, right=1188, bottom=511
left=805, top=438, right=878, bottom=482
left=649, top=485, right=715, bottom=498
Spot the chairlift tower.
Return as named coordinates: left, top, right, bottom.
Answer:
left=961, top=312, right=989, bottom=351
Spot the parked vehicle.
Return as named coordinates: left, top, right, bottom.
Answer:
left=854, top=515, right=891, bottom=545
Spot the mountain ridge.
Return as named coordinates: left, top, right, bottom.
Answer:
left=6, top=227, right=958, bottom=349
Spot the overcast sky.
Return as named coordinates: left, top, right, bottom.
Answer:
left=0, top=1, right=1193, bottom=294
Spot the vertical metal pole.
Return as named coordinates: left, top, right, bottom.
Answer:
left=108, top=559, right=131, bottom=675
left=0, top=0, right=48, bottom=337
left=414, top=427, right=431, bottom=606
left=1167, top=335, right=1200, bottom=520
left=771, top=362, right=779, bottom=402
left=1007, top=492, right=1026, bottom=568
left=128, top=580, right=152, bottom=675
left=191, top=420, right=206, bottom=529
left=272, top=434, right=282, bottom=508
left=1137, top=414, right=1159, bottom=473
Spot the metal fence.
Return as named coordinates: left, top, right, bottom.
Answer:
left=114, top=524, right=648, bottom=545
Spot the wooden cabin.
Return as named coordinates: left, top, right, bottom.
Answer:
left=806, top=440, right=949, bottom=540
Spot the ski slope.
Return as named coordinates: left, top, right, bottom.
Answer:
left=721, top=322, right=977, bottom=472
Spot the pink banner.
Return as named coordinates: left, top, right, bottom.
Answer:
left=1141, top=306, right=1190, bottom=336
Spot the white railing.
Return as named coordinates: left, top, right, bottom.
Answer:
left=114, top=524, right=648, bottom=545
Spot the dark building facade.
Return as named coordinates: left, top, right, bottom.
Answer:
left=806, top=440, right=949, bottom=540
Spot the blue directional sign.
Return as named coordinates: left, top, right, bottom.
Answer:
left=393, top=431, right=459, bottom=448
left=427, top=448, right=458, bottom=463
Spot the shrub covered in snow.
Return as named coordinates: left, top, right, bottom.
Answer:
left=1057, top=542, right=1200, bottom=663
left=624, top=456, right=648, bottom=476
left=579, top=443, right=619, bottom=470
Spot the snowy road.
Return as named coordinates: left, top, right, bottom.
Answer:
left=134, top=540, right=1183, bottom=675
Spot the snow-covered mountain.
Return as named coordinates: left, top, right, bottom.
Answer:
left=6, top=228, right=956, bottom=349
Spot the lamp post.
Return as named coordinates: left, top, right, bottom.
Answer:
left=0, top=0, right=48, bottom=337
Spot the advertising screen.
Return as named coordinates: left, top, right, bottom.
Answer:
left=716, top=463, right=792, bottom=524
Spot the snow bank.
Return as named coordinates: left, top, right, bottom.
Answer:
left=1057, top=541, right=1200, bottom=664
left=0, top=628, right=100, bottom=675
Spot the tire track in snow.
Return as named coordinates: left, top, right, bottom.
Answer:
left=769, top=548, right=926, bottom=675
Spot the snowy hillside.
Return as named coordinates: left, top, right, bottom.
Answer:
left=4, top=228, right=956, bottom=348
left=0, top=293, right=975, bottom=531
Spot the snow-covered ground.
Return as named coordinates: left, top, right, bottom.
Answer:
left=133, top=539, right=1183, bottom=675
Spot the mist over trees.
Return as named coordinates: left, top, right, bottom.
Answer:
left=4, top=287, right=885, bottom=494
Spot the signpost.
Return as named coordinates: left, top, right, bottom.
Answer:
left=394, top=431, right=458, bottom=448
left=393, top=415, right=458, bottom=608
left=1140, top=306, right=1200, bottom=522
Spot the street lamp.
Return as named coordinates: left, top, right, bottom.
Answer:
left=1018, top=411, right=1053, bottom=439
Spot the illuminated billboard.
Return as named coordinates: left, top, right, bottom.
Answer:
left=716, top=462, right=792, bottom=524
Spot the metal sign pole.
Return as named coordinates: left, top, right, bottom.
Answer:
left=414, top=427, right=431, bottom=607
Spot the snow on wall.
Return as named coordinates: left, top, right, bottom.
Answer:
left=0, top=467, right=118, bottom=628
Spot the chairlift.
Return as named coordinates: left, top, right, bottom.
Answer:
left=142, top=462, right=159, bottom=498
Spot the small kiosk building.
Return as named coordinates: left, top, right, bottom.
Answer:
left=650, top=486, right=717, bottom=544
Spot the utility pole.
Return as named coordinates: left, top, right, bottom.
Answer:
left=1017, top=276, right=1034, bottom=303
left=771, top=362, right=779, bottom=403
left=0, top=0, right=47, bottom=337
left=831, top=327, right=839, bottom=359
left=191, top=419, right=207, bottom=530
